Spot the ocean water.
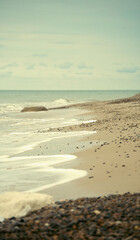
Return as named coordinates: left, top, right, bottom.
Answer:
left=0, top=90, right=139, bottom=218
left=0, top=90, right=139, bottom=105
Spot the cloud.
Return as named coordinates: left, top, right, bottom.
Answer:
left=117, top=67, right=140, bottom=73
left=26, top=63, right=48, bottom=70
left=77, top=64, right=94, bottom=69
left=32, top=54, right=48, bottom=57
left=0, top=45, right=4, bottom=48
left=0, top=63, right=18, bottom=70
left=55, top=62, right=73, bottom=69
left=26, top=64, right=36, bottom=70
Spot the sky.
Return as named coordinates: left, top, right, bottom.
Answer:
left=0, top=0, right=140, bottom=90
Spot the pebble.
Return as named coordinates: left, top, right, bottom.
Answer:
left=94, top=210, right=101, bottom=215
left=0, top=193, right=139, bottom=239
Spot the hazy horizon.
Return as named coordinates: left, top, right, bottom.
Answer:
left=0, top=89, right=139, bottom=92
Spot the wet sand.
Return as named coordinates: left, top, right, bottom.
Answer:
left=44, top=93, right=140, bottom=200
left=0, top=93, right=140, bottom=239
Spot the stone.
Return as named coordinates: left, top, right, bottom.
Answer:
left=0, top=193, right=139, bottom=239
left=94, top=210, right=101, bottom=215
left=21, top=106, right=48, bottom=112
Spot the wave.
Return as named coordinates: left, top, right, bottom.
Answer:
left=53, top=98, right=71, bottom=105
left=0, top=130, right=96, bottom=159
left=0, top=154, right=87, bottom=212
left=47, top=98, right=76, bottom=108
left=2, top=154, right=77, bottom=164
left=10, top=132, right=31, bottom=135
left=0, top=104, right=22, bottom=114
left=0, top=191, right=54, bottom=219
left=0, top=98, right=76, bottom=114
left=82, top=120, right=96, bottom=124
left=27, top=168, right=87, bottom=193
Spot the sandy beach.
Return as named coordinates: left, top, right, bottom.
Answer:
left=0, top=93, right=140, bottom=239
left=43, top=93, right=140, bottom=200
left=1, top=0, right=140, bottom=238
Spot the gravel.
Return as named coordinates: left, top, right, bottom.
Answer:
left=0, top=192, right=140, bottom=239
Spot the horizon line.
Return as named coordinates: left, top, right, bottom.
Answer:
left=0, top=89, right=139, bottom=91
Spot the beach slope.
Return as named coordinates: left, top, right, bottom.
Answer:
left=46, top=93, right=140, bottom=199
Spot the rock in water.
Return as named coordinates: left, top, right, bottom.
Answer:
left=21, top=106, right=48, bottom=112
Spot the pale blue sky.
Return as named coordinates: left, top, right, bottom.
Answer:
left=0, top=0, right=140, bottom=90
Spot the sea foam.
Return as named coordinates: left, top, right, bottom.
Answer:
left=27, top=168, right=87, bottom=193
left=0, top=155, right=86, bottom=194
left=0, top=191, right=54, bottom=219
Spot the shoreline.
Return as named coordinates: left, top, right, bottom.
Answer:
left=5, top=92, right=139, bottom=200
left=42, top=93, right=140, bottom=200
left=6, top=131, right=96, bottom=194
left=0, top=93, right=140, bottom=239
left=1, top=93, right=140, bottom=200
left=0, top=106, right=96, bottom=196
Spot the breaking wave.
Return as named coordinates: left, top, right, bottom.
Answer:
left=0, top=191, right=54, bottom=219
left=48, top=98, right=76, bottom=108
left=0, top=99, right=77, bottom=114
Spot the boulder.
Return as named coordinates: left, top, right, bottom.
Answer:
left=21, top=106, right=48, bottom=112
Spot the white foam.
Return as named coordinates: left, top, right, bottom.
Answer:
left=50, top=98, right=72, bottom=108
left=0, top=104, right=21, bottom=114
left=58, top=119, right=96, bottom=127
left=0, top=155, right=9, bottom=160
left=27, top=169, right=87, bottom=193
left=10, top=132, right=30, bottom=135
left=6, top=130, right=96, bottom=158
left=48, top=131, right=96, bottom=140
left=0, top=216, right=4, bottom=222
left=0, top=192, right=54, bottom=218
left=0, top=154, right=87, bottom=195
left=2, top=155, right=76, bottom=164
left=82, top=120, right=96, bottom=124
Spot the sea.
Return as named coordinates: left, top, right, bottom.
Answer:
left=0, top=90, right=139, bottom=218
